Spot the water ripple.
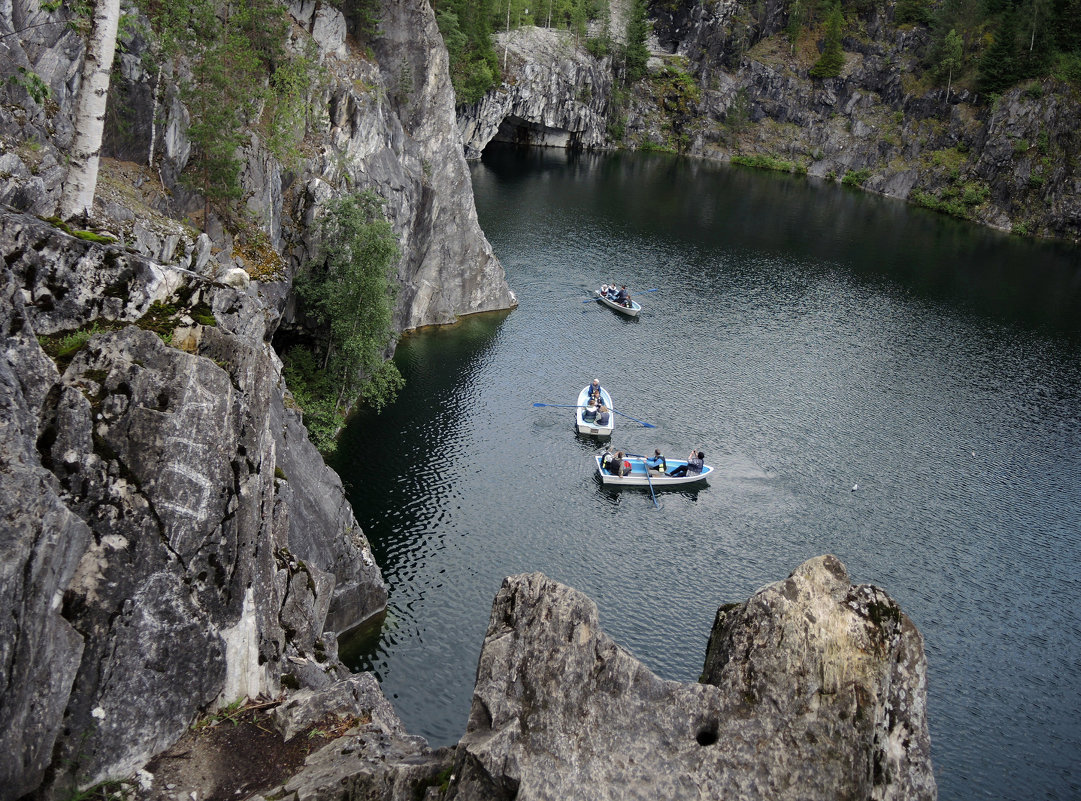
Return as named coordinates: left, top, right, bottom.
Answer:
left=335, top=150, right=1081, bottom=801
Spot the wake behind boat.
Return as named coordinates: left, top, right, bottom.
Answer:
left=576, top=385, right=614, bottom=437
left=594, top=453, right=712, bottom=486
left=594, top=288, right=641, bottom=317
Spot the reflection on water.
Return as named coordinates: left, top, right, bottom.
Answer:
left=336, top=146, right=1081, bottom=801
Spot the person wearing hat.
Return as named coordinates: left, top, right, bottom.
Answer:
left=586, top=378, right=603, bottom=404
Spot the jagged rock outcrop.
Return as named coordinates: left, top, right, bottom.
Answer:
left=0, top=212, right=387, bottom=799
left=446, top=557, right=935, bottom=801
left=457, top=27, right=612, bottom=159
left=256, top=673, right=454, bottom=801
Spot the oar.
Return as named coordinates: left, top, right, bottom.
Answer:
left=533, top=402, right=586, bottom=408
left=582, top=296, right=600, bottom=304
left=645, top=462, right=659, bottom=507
left=610, top=408, right=656, bottom=428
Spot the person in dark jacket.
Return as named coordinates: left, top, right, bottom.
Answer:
left=668, top=450, right=704, bottom=477
left=595, top=403, right=610, bottom=426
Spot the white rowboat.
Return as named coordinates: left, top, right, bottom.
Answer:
left=594, top=290, right=641, bottom=317
left=594, top=454, right=712, bottom=486
left=576, top=385, right=614, bottom=437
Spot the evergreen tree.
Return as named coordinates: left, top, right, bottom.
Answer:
left=625, top=0, right=650, bottom=82
left=1053, top=0, right=1081, bottom=52
left=809, top=2, right=845, bottom=78
left=978, top=8, right=1021, bottom=92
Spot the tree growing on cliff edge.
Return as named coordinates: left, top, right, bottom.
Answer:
left=58, top=0, right=121, bottom=221
left=809, top=2, right=845, bottom=78
left=624, top=0, right=650, bottom=82
left=287, top=192, right=403, bottom=451
left=940, top=28, right=964, bottom=98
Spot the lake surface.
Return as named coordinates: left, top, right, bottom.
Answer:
left=336, top=146, right=1081, bottom=801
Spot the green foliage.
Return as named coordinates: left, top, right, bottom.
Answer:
left=265, top=45, right=322, bottom=167
left=625, top=0, right=651, bottom=82
left=725, top=88, right=751, bottom=133
left=979, top=9, right=1021, bottom=93
left=435, top=1, right=499, bottom=105
left=38, top=323, right=104, bottom=362
left=895, top=0, right=933, bottom=25
left=937, top=28, right=964, bottom=91
left=1051, top=49, right=1081, bottom=83
left=731, top=154, right=807, bottom=173
left=842, top=168, right=872, bottom=186
left=8, top=67, right=51, bottom=105
left=285, top=193, right=404, bottom=452
left=42, top=216, right=117, bottom=243
left=809, top=3, right=845, bottom=79
left=135, top=0, right=320, bottom=224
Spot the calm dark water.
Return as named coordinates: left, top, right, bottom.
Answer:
left=336, top=146, right=1081, bottom=801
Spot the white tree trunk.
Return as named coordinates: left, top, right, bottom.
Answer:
left=58, top=0, right=121, bottom=221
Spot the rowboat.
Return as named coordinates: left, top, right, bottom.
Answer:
left=576, top=385, right=614, bottom=437
left=594, top=289, right=641, bottom=317
left=594, top=453, right=712, bottom=486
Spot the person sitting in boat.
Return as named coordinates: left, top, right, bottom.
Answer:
left=595, top=403, right=610, bottom=426
left=601, top=449, right=623, bottom=474
left=583, top=398, right=598, bottom=421
left=604, top=284, right=619, bottom=300
left=645, top=449, right=666, bottom=473
left=613, top=450, right=632, bottom=476
left=600, top=283, right=610, bottom=298
left=668, top=450, right=704, bottom=477
left=586, top=378, right=603, bottom=404
left=615, top=285, right=631, bottom=307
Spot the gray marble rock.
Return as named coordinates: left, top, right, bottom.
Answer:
left=448, top=558, right=935, bottom=801
left=0, top=213, right=387, bottom=796
left=458, top=27, right=612, bottom=160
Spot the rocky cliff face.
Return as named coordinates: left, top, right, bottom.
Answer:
left=0, top=0, right=516, bottom=796
left=457, top=27, right=613, bottom=159
left=444, top=557, right=935, bottom=801
left=461, top=6, right=1080, bottom=241
left=644, top=0, right=1081, bottom=240
left=0, top=212, right=386, bottom=800
left=160, top=556, right=933, bottom=801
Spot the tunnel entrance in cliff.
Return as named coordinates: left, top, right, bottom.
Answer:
left=487, top=115, right=582, bottom=152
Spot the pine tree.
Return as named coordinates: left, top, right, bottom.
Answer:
left=625, top=0, right=650, bottom=82
left=809, top=2, right=845, bottom=78
left=978, top=8, right=1021, bottom=93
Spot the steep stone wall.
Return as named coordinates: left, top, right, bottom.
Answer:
left=0, top=0, right=518, bottom=795
left=457, top=27, right=613, bottom=160
left=0, top=213, right=386, bottom=799
left=461, top=8, right=1080, bottom=241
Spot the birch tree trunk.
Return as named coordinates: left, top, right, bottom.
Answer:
left=58, top=0, right=121, bottom=221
